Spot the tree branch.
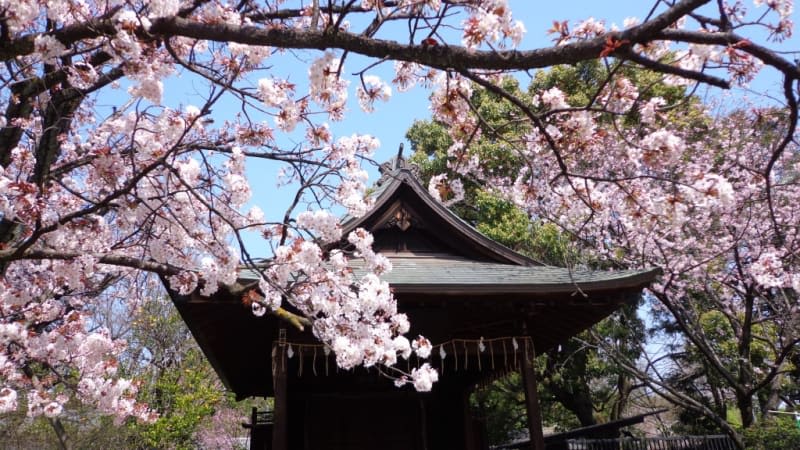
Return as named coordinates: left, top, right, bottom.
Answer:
left=3, top=248, right=182, bottom=276
left=654, top=29, right=800, bottom=78
left=619, top=48, right=730, bottom=88
left=143, top=0, right=712, bottom=73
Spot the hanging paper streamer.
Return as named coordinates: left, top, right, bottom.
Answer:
left=324, top=346, right=330, bottom=376
left=490, top=340, right=495, bottom=370
left=298, top=347, right=303, bottom=377
left=270, top=336, right=535, bottom=381
left=512, top=337, right=519, bottom=369
left=439, top=346, right=447, bottom=376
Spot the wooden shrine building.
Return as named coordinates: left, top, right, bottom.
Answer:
left=167, top=158, right=659, bottom=450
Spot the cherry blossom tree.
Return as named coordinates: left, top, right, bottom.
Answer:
left=576, top=107, right=800, bottom=448
left=0, top=1, right=798, bottom=441
left=405, top=6, right=800, bottom=448
left=405, top=62, right=799, bottom=446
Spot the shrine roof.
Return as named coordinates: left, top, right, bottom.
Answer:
left=240, top=256, right=658, bottom=294
left=167, top=154, right=660, bottom=398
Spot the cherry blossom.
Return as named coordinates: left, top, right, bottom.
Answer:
left=412, top=336, right=433, bottom=359
left=33, top=35, right=67, bottom=62
left=428, top=173, right=465, bottom=207
left=356, top=75, right=392, bottom=112
left=410, top=363, right=439, bottom=392
left=0, top=388, right=17, bottom=414
left=750, top=250, right=786, bottom=288
left=462, top=0, right=526, bottom=49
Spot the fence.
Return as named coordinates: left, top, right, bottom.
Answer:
left=566, top=435, right=736, bottom=450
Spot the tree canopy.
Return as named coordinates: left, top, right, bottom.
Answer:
left=0, top=3, right=798, bottom=448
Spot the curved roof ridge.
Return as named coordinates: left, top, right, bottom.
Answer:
left=341, top=165, right=541, bottom=266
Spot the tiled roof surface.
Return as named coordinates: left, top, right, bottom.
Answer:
left=240, top=255, right=658, bottom=294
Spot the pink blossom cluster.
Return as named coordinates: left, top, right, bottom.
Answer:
left=309, top=52, right=350, bottom=120
left=393, top=61, right=427, bottom=93
left=362, top=0, right=441, bottom=15
left=553, top=2, right=789, bottom=86
left=750, top=250, right=787, bottom=288
left=0, top=295, right=155, bottom=422
left=430, top=73, right=477, bottom=141
left=461, top=0, right=526, bottom=49
left=0, top=8, right=270, bottom=415
left=356, top=75, right=392, bottom=113
left=194, top=404, right=249, bottom=448
left=252, top=225, right=433, bottom=388
left=753, top=0, right=794, bottom=40
left=428, top=173, right=465, bottom=207
left=429, top=73, right=799, bottom=379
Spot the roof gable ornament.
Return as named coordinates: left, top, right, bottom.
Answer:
left=384, top=207, right=417, bottom=231
left=376, top=143, right=420, bottom=187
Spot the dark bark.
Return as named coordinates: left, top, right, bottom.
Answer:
left=47, top=417, right=70, bottom=450
left=147, top=0, right=713, bottom=75
left=543, top=345, right=597, bottom=427
left=546, top=378, right=597, bottom=427
left=521, top=346, right=545, bottom=450
left=611, top=373, right=632, bottom=422
left=737, top=292, right=755, bottom=429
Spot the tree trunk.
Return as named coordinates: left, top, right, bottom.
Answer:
left=611, top=373, right=632, bottom=422
left=543, top=345, right=597, bottom=427
left=736, top=392, right=754, bottom=429
left=550, top=386, right=597, bottom=426
left=48, top=418, right=70, bottom=450
left=758, top=373, right=784, bottom=421
left=737, top=291, right=755, bottom=429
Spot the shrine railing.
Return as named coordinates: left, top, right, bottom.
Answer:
left=243, top=407, right=273, bottom=450
left=565, top=435, right=736, bottom=450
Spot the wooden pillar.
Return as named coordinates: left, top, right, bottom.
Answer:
left=463, top=388, right=478, bottom=450
left=419, top=398, right=429, bottom=450
left=272, top=342, right=288, bottom=450
left=521, top=340, right=545, bottom=450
